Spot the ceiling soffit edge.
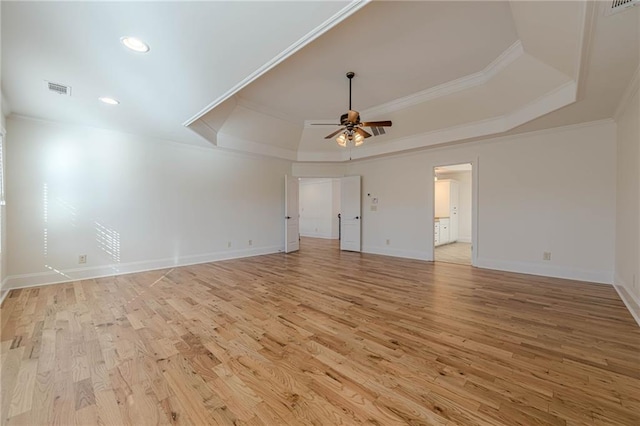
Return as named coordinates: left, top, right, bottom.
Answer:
left=298, top=117, right=614, bottom=165
left=505, top=80, right=576, bottom=129
left=182, top=0, right=369, bottom=127
left=299, top=80, right=577, bottom=162
left=304, top=40, right=524, bottom=127
left=575, top=1, right=598, bottom=100
left=614, top=64, right=640, bottom=119
left=188, top=120, right=219, bottom=146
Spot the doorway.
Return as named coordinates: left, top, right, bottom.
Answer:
left=433, top=163, right=473, bottom=265
left=285, top=175, right=362, bottom=254
left=298, top=178, right=341, bottom=240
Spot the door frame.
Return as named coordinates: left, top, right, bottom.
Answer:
left=287, top=173, right=353, bottom=252
left=430, top=158, right=479, bottom=266
left=284, top=175, right=300, bottom=253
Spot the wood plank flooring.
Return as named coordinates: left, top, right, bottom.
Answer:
left=1, top=237, right=639, bottom=425
left=435, top=242, right=472, bottom=265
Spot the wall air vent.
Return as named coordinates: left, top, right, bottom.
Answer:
left=46, top=81, right=71, bottom=96
left=605, top=0, right=639, bottom=16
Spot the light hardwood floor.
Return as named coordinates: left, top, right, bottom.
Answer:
left=435, top=242, right=472, bottom=265
left=1, top=238, right=639, bottom=425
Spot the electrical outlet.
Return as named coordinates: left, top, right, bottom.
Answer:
left=227, top=241, right=231, bottom=248
left=248, top=239, right=252, bottom=246
left=386, top=239, right=390, bottom=245
left=78, top=255, right=87, bottom=264
left=543, top=252, right=551, bottom=261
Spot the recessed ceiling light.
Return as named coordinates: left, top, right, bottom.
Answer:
left=120, top=36, right=150, bottom=53
left=99, top=97, right=120, bottom=105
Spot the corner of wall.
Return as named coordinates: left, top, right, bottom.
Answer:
left=614, top=274, right=640, bottom=327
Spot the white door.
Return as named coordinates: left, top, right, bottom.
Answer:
left=340, top=176, right=361, bottom=252
left=284, top=175, right=299, bottom=253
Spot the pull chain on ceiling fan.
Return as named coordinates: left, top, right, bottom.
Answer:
left=312, top=72, right=392, bottom=147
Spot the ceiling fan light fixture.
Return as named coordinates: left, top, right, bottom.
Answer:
left=320, top=72, right=391, bottom=148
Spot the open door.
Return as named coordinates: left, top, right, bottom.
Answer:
left=284, top=175, right=299, bottom=253
left=340, top=175, right=361, bottom=252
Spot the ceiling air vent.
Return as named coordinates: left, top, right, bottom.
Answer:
left=605, top=0, right=639, bottom=15
left=45, top=81, right=71, bottom=96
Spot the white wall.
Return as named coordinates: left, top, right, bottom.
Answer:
left=5, top=116, right=291, bottom=289
left=0, top=129, right=5, bottom=296
left=437, top=171, right=472, bottom=242
left=615, top=78, right=640, bottom=323
left=299, top=178, right=340, bottom=239
left=347, top=120, right=617, bottom=284
left=1, top=0, right=6, bottom=294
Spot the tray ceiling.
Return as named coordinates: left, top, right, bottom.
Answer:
left=2, top=1, right=638, bottom=161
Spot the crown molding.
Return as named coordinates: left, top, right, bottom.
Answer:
left=183, top=0, right=370, bottom=127
left=304, top=40, right=524, bottom=127
left=299, top=117, right=613, bottom=164
left=298, top=80, right=579, bottom=162
left=614, top=64, right=640, bottom=120
left=505, top=80, right=577, bottom=129
left=575, top=0, right=597, bottom=100
left=358, top=40, right=524, bottom=120
left=188, top=120, right=218, bottom=146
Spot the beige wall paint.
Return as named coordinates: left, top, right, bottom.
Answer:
left=347, top=120, right=616, bottom=284
left=615, top=81, right=640, bottom=322
left=4, top=116, right=292, bottom=289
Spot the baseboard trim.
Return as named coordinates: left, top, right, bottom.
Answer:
left=0, top=276, right=9, bottom=306
left=299, top=233, right=338, bottom=240
left=362, top=245, right=427, bottom=261
left=456, top=237, right=472, bottom=243
left=613, top=275, right=640, bottom=327
left=475, top=257, right=613, bottom=285
left=3, top=246, right=283, bottom=291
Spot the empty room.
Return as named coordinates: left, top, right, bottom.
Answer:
left=1, top=1, right=639, bottom=425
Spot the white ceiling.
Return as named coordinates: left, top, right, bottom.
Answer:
left=1, top=1, right=358, bottom=146
left=2, top=1, right=639, bottom=161
left=237, top=1, right=518, bottom=120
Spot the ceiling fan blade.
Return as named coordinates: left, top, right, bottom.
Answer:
left=355, top=127, right=372, bottom=138
left=361, top=121, right=392, bottom=127
left=347, top=110, right=360, bottom=124
left=324, top=127, right=346, bottom=139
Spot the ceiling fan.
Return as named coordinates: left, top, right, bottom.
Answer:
left=313, top=72, right=392, bottom=147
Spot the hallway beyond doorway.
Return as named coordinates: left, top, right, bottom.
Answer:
left=435, top=242, right=472, bottom=265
